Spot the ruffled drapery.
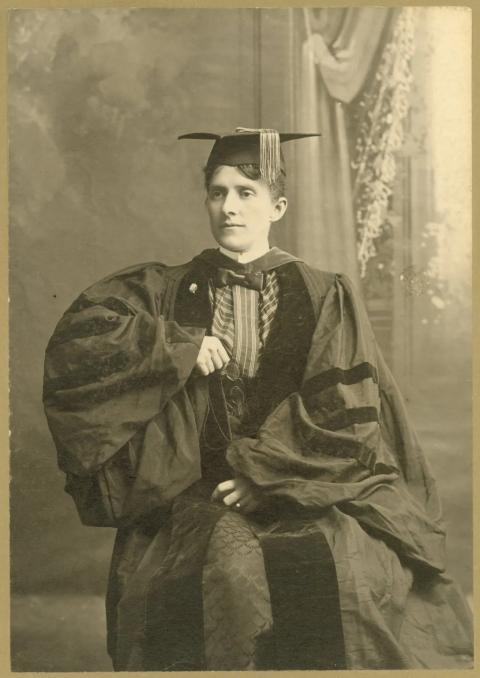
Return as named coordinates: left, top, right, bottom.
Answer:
left=294, top=8, right=415, bottom=279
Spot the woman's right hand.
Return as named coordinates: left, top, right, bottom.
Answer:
left=195, top=336, right=230, bottom=376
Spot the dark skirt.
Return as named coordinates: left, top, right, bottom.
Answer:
left=107, top=482, right=473, bottom=671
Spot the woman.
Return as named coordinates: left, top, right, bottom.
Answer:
left=43, top=128, right=473, bottom=670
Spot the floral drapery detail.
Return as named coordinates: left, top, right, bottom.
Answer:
left=295, top=8, right=391, bottom=283
left=352, top=8, right=417, bottom=277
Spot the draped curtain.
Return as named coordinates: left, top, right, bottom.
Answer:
left=293, top=8, right=393, bottom=283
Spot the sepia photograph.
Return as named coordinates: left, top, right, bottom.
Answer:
left=8, top=5, right=473, bottom=672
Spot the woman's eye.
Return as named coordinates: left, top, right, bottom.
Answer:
left=240, top=190, right=254, bottom=198
left=209, top=190, right=222, bottom=200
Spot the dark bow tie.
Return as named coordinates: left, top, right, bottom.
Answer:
left=214, top=267, right=264, bottom=291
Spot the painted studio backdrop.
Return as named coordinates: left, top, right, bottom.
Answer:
left=9, top=8, right=471, bottom=672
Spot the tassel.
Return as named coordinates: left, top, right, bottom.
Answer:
left=235, top=127, right=281, bottom=184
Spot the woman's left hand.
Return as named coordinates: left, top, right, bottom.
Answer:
left=211, top=476, right=263, bottom=514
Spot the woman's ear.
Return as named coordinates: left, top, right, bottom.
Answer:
left=271, top=197, right=288, bottom=223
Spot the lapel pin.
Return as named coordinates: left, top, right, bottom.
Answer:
left=189, top=283, right=198, bottom=294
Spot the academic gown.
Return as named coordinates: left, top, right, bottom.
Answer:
left=43, top=248, right=473, bottom=671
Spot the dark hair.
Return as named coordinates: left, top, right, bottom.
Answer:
left=203, top=163, right=287, bottom=201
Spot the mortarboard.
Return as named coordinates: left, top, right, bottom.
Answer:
left=178, top=127, right=321, bottom=184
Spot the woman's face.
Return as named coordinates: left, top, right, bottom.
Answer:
left=205, top=165, right=287, bottom=254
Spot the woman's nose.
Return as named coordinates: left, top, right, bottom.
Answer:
left=222, top=190, right=239, bottom=215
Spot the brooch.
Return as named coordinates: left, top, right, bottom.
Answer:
left=189, top=283, right=198, bottom=294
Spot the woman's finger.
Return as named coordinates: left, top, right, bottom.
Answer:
left=223, top=489, right=242, bottom=507
left=216, top=479, right=236, bottom=494
left=212, top=480, right=236, bottom=501
left=217, top=345, right=231, bottom=366
left=197, top=362, right=209, bottom=376
left=210, top=350, right=224, bottom=370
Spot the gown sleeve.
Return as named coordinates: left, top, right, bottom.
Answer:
left=43, top=263, right=206, bottom=525
left=226, top=273, right=446, bottom=573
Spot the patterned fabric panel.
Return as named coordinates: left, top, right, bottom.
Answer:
left=203, top=511, right=273, bottom=669
left=209, top=271, right=280, bottom=378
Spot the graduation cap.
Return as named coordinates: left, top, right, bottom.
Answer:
left=178, top=127, right=321, bottom=184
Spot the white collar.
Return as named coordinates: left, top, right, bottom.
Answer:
left=219, top=243, right=270, bottom=264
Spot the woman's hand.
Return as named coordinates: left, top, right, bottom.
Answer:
left=196, top=336, right=230, bottom=376
left=211, top=477, right=263, bottom=514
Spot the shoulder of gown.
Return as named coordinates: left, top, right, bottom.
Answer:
left=63, top=259, right=197, bottom=319
left=293, top=261, right=363, bottom=323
